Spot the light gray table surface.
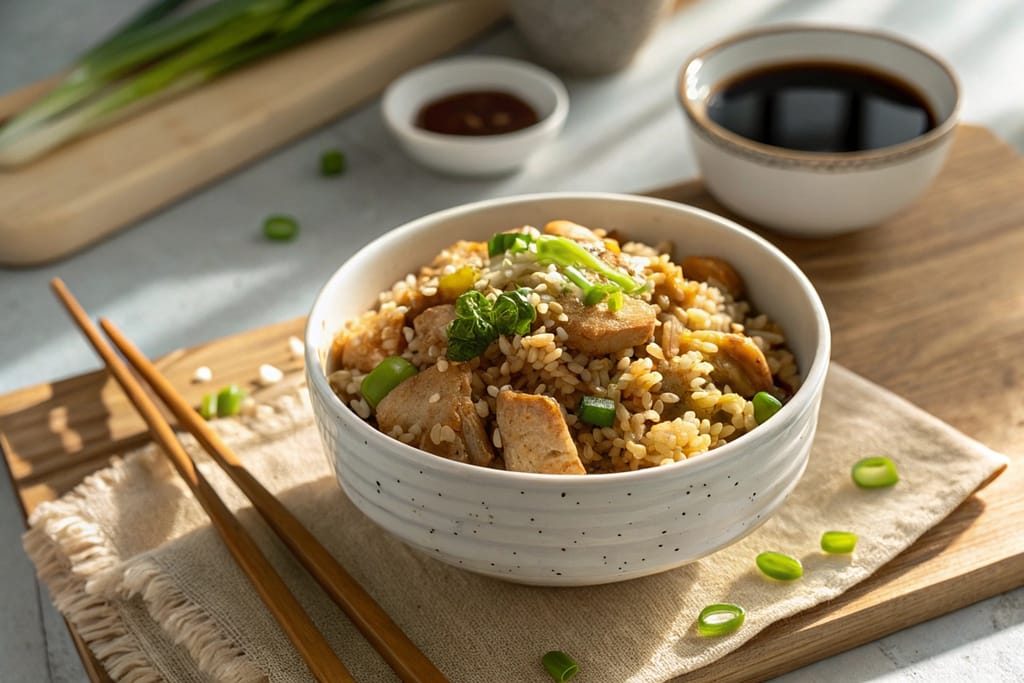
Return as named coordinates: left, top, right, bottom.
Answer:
left=1, top=1, right=1022, bottom=681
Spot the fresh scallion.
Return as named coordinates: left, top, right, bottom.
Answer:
left=263, top=214, right=300, bottom=241
left=541, top=650, right=578, bottom=682
left=215, top=384, right=246, bottom=418
left=360, top=356, right=418, bottom=409
left=578, top=395, right=616, bottom=428
left=198, top=392, right=218, bottom=420
left=752, top=391, right=782, bottom=424
left=851, top=456, right=899, bottom=488
left=320, top=149, right=346, bottom=176
left=821, top=531, right=858, bottom=554
left=755, top=551, right=803, bottom=581
left=487, top=231, right=534, bottom=257
left=0, top=0, right=389, bottom=167
left=696, top=603, right=745, bottom=637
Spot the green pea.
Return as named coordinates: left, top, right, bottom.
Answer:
left=752, top=391, right=783, bottom=424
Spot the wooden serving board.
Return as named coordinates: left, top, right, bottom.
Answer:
left=2, top=125, right=1022, bottom=682
left=0, top=0, right=504, bottom=266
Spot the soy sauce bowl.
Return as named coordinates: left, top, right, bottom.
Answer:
left=382, top=56, right=569, bottom=176
left=678, top=26, right=961, bottom=236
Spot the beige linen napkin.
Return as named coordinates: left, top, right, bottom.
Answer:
left=24, top=364, right=1008, bottom=683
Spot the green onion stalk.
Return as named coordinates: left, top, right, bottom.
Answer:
left=0, top=0, right=403, bottom=167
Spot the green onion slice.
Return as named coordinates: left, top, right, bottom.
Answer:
left=263, top=214, right=299, bottom=242
left=755, top=551, right=803, bottom=581
left=215, top=384, right=246, bottom=418
left=198, top=393, right=217, bottom=420
left=752, top=391, right=782, bottom=424
left=578, top=395, right=616, bottom=428
left=488, top=232, right=535, bottom=257
left=361, top=356, right=418, bottom=409
left=697, top=603, right=745, bottom=637
left=320, top=149, right=346, bottom=176
left=821, top=531, right=858, bottom=554
left=541, top=650, right=578, bottom=682
left=851, top=456, right=899, bottom=488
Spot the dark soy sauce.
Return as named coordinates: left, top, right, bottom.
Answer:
left=706, top=62, right=937, bottom=153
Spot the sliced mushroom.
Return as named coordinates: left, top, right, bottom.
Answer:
left=543, top=220, right=605, bottom=245
left=557, top=295, right=658, bottom=356
left=689, top=330, right=773, bottom=397
left=681, top=255, right=745, bottom=298
left=376, top=364, right=495, bottom=467
left=496, top=391, right=585, bottom=475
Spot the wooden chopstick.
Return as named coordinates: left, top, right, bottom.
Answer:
left=98, top=318, right=450, bottom=683
left=50, top=278, right=356, bottom=683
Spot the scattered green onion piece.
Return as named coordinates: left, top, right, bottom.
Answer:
left=198, top=393, right=218, bottom=420
left=582, top=286, right=608, bottom=306
left=319, top=149, right=346, bottom=176
left=578, top=395, right=616, bottom=428
left=215, top=384, right=246, bottom=418
left=360, top=356, right=418, bottom=409
left=535, top=235, right=645, bottom=293
left=606, top=289, right=624, bottom=312
left=821, top=531, right=858, bottom=554
left=752, top=391, right=782, bottom=424
left=487, top=232, right=534, bottom=257
left=263, top=214, right=299, bottom=242
left=755, top=551, right=803, bottom=581
left=541, top=650, right=578, bottom=682
left=851, top=456, right=899, bottom=488
left=697, top=603, right=745, bottom=637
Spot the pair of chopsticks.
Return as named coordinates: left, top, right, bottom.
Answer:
left=51, top=279, right=448, bottom=683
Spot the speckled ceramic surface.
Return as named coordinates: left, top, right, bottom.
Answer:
left=306, top=193, right=830, bottom=586
left=509, top=0, right=672, bottom=75
left=679, top=26, right=961, bottom=235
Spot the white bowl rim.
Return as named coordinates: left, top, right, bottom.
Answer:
left=306, top=192, right=831, bottom=488
left=381, top=55, right=570, bottom=147
left=677, top=24, right=962, bottom=165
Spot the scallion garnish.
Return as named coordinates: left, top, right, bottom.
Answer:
left=697, top=603, right=745, bottom=637
left=851, top=456, right=899, bottom=488
left=263, top=214, right=299, bottom=242
left=198, top=392, right=218, bottom=420
left=215, top=384, right=246, bottom=418
left=360, top=356, right=418, bottom=409
left=578, top=395, right=616, bottom=428
left=755, top=551, right=803, bottom=581
left=487, top=231, right=535, bottom=257
left=821, top=531, right=858, bottom=554
left=541, top=650, right=578, bottom=682
left=752, top=391, right=782, bottom=423
left=320, top=149, right=346, bottom=176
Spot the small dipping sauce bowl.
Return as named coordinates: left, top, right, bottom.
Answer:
left=382, top=56, right=569, bottom=176
left=678, top=26, right=961, bottom=236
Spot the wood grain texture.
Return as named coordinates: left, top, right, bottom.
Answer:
left=1, top=125, right=1021, bottom=681
left=0, top=0, right=505, bottom=266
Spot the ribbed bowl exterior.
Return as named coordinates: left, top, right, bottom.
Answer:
left=306, top=193, right=830, bottom=586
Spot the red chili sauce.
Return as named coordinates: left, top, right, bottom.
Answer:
left=415, top=90, right=539, bottom=136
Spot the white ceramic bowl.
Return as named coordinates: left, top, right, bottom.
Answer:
left=679, top=26, right=960, bottom=236
left=381, top=56, right=569, bottom=176
left=305, top=193, right=830, bottom=586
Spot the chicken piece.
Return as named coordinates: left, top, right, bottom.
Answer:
left=412, top=304, right=456, bottom=356
left=427, top=240, right=489, bottom=272
left=496, top=391, right=585, bottom=475
left=557, top=295, right=658, bottom=356
left=376, top=365, right=494, bottom=467
left=544, top=220, right=605, bottom=245
left=681, top=330, right=773, bottom=397
left=337, top=307, right=407, bottom=373
left=682, top=256, right=745, bottom=299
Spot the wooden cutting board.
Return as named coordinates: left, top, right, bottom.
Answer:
left=2, top=125, right=1022, bottom=682
left=0, top=0, right=505, bottom=267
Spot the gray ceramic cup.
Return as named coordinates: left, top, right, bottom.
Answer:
left=509, top=0, right=672, bottom=75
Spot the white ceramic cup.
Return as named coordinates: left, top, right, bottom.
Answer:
left=679, top=26, right=961, bottom=237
